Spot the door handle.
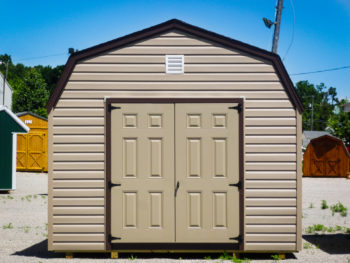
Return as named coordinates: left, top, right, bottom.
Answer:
left=175, top=181, right=180, bottom=196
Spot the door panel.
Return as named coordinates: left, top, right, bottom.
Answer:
left=16, top=134, right=27, bottom=170
left=175, top=103, right=239, bottom=243
left=111, top=103, right=175, bottom=242
left=326, top=160, right=339, bottom=176
left=28, top=133, right=45, bottom=171
left=311, top=159, right=324, bottom=176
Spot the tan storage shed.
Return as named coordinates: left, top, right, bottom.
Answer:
left=46, top=19, right=304, bottom=255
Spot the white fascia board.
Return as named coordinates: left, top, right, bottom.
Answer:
left=12, top=133, right=17, bottom=190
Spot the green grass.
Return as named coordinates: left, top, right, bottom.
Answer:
left=309, top=203, right=315, bottom=208
left=218, top=252, right=250, bottom=263
left=18, top=226, right=31, bottom=233
left=326, top=226, right=335, bottom=233
left=128, top=254, right=137, bottom=261
left=330, top=202, right=347, bottom=217
left=2, top=223, right=13, bottom=229
left=271, top=254, right=280, bottom=261
left=336, top=225, right=343, bottom=231
left=321, top=200, right=328, bottom=209
left=303, top=242, right=313, bottom=249
left=305, top=224, right=350, bottom=234
left=219, top=252, right=232, bottom=260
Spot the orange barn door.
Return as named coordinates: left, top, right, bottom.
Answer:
left=16, top=134, right=28, bottom=170
left=27, top=133, right=47, bottom=172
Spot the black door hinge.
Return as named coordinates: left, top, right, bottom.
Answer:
left=108, top=104, right=121, bottom=112
left=229, top=181, right=242, bottom=189
left=108, top=181, right=121, bottom=188
left=229, top=235, right=242, bottom=242
left=108, top=234, right=121, bottom=242
left=229, top=104, right=242, bottom=113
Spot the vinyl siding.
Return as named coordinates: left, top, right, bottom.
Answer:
left=49, top=30, right=299, bottom=251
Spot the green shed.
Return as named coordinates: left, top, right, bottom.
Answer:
left=0, top=106, right=29, bottom=190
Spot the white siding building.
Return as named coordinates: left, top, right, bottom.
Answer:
left=0, top=72, right=13, bottom=109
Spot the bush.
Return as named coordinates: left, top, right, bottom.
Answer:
left=321, top=200, right=329, bottom=209
left=330, top=202, right=347, bottom=216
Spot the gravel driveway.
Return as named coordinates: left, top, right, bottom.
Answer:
left=1, top=173, right=350, bottom=262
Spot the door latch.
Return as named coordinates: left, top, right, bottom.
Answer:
left=175, top=181, right=180, bottom=196
left=229, top=235, right=242, bottom=242
left=108, top=234, right=121, bottom=242
left=108, top=181, right=121, bottom=188
left=229, top=181, right=242, bottom=189
left=108, top=105, right=121, bottom=112
left=228, top=104, right=242, bottom=113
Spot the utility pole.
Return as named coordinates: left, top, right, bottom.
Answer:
left=272, top=0, right=283, bottom=53
left=310, top=95, right=314, bottom=131
left=263, top=0, right=284, bottom=53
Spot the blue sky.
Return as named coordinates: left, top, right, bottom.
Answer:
left=1, top=0, right=349, bottom=99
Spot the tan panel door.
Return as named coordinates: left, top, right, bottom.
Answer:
left=111, top=103, right=175, bottom=242
left=175, top=103, right=239, bottom=243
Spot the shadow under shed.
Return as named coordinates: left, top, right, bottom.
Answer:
left=303, top=234, right=350, bottom=254
left=12, top=239, right=63, bottom=259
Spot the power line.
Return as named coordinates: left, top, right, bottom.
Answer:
left=13, top=52, right=67, bottom=63
left=291, top=65, right=350, bottom=76
left=282, top=0, right=295, bottom=61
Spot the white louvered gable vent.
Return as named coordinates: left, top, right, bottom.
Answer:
left=165, top=55, right=184, bottom=74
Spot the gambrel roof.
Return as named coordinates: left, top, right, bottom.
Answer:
left=47, top=19, right=303, bottom=113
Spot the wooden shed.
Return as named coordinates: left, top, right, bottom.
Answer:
left=16, top=112, right=48, bottom=172
left=0, top=106, right=29, bottom=190
left=303, top=135, right=349, bottom=177
left=46, top=20, right=304, bottom=256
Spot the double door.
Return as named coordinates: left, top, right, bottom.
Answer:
left=17, top=132, right=47, bottom=172
left=110, top=102, right=239, bottom=243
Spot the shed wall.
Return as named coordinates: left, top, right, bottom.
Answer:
left=48, top=30, right=299, bottom=251
left=0, top=73, right=13, bottom=109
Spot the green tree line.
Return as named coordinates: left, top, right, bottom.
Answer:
left=0, top=54, right=64, bottom=118
left=0, top=53, right=349, bottom=144
left=295, top=81, right=349, bottom=145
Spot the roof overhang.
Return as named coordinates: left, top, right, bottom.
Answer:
left=46, top=19, right=304, bottom=114
left=16, top=111, right=48, bottom=122
left=0, top=106, right=30, bottom=133
left=311, top=134, right=350, bottom=157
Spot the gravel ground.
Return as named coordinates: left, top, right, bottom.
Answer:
left=1, top=173, right=350, bottom=263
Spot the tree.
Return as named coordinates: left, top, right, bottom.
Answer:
left=327, top=99, right=350, bottom=145
left=0, top=53, right=65, bottom=118
left=295, top=81, right=338, bottom=131
left=35, top=65, right=64, bottom=95
left=12, top=68, right=49, bottom=117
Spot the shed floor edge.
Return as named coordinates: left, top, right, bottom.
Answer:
left=52, top=250, right=299, bottom=253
